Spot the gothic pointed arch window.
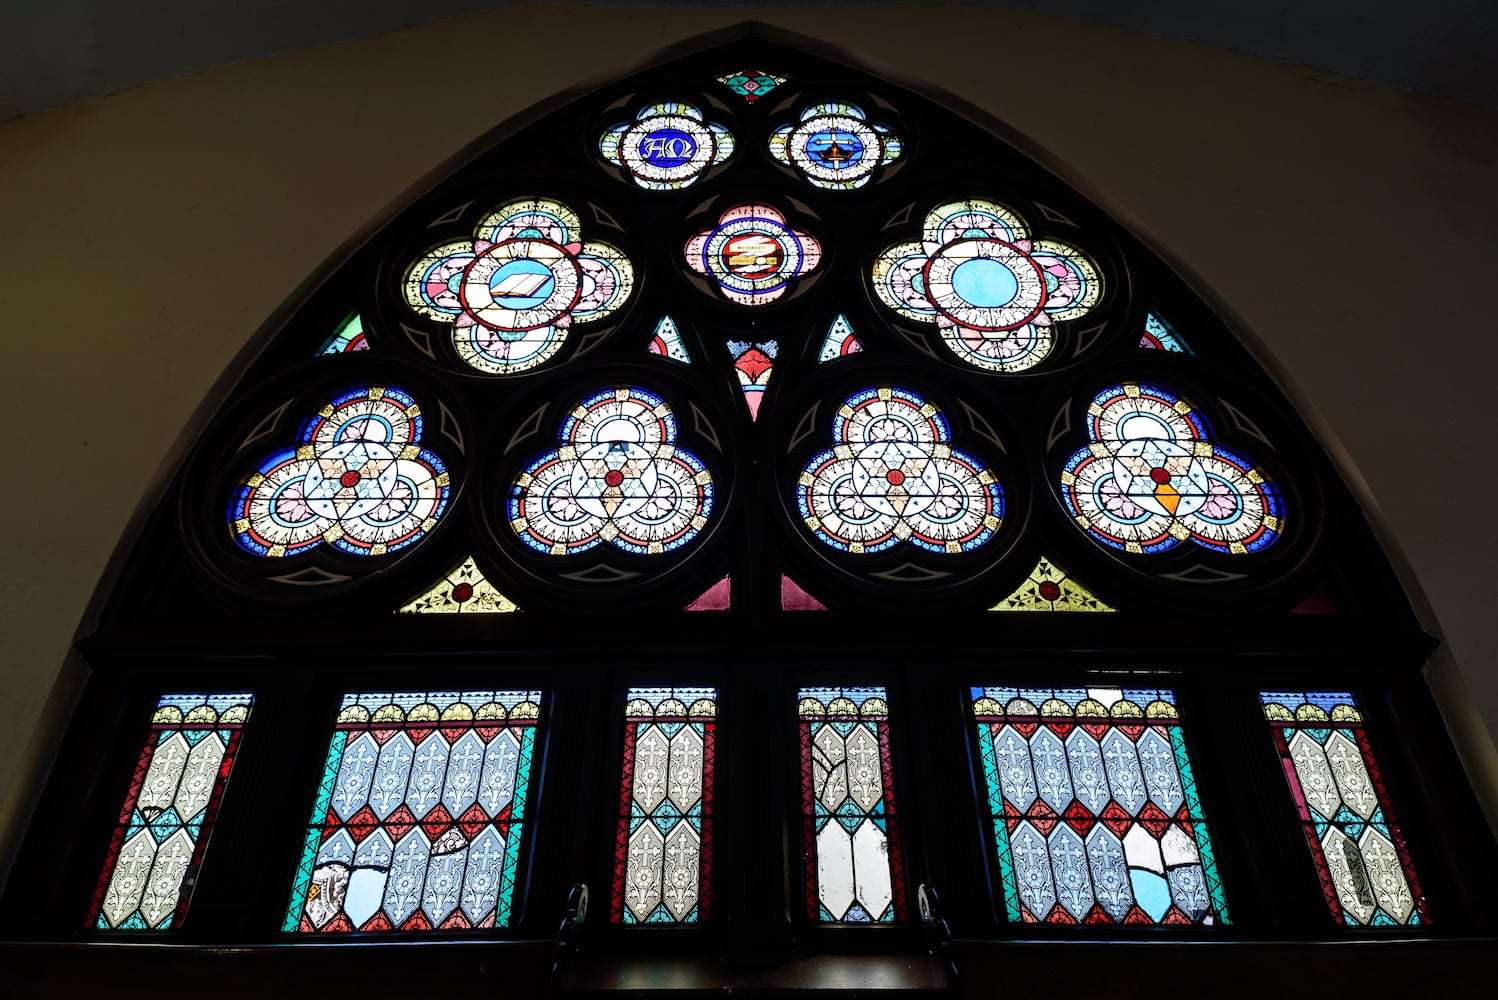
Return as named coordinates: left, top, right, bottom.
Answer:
left=4, top=23, right=1493, bottom=989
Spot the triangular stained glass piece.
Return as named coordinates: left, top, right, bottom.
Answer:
left=781, top=574, right=827, bottom=611
left=686, top=575, right=731, bottom=611
left=817, top=314, right=863, bottom=362
left=990, top=557, right=1115, bottom=612
left=1292, top=584, right=1338, bottom=614
left=717, top=69, right=787, bottom=103
left=318, top=312, right=370, bottom=355
left=1140, top=312, right=1191, bottom=353
left=728, top=340, right=777, bottom=421
left=647, top=315, right=691, bottom=363
left=397, top=556, right=519, bottom=614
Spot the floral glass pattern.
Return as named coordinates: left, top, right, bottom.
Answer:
left=89, top=693, right=253, bottom=931
left=613, top=687, right=716, bottom=924
left=769, top=102, right=902, bottom=190
left=717, top=69, right=786, bottom=103
left=1260, top=691, right=1428, bottom=926
left=797, top=387, right=1001, bottom=554
left=285, top=690, right=542, bottom=933
left=601, top=102, right=734, bottom=190
left=799, top=686, right=906, bottom=923
left=685, top=203, right=821, bottom=306
left=509, top=387, right=713, bottom=555
left=402, top=198, right=633, bottom=374
left=989, top=556, right=1115, bottom=612
left=396, top=555, right=518, bottom=614
left=972, top=686, right=1228, bottom=926
left=231, top=386, right=451, bottom=557
left=728, top=339, right=777, bottom=420
left=1060, top=383, right=1283, bottom=555
left=873, top=199, right=1101, bottom=372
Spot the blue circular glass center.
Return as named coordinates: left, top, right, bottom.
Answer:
left=639, top=128, right=698, bottom=168
left=489, top=258, right=556, bottom=309
left=951, top=257, right=1018, bottom=307
left=807, top=130, right=865, bottom=169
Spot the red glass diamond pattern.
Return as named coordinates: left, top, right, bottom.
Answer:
left=1099, top=800, right=1132, bottom=838
left=1063, top=799, right=1095, bottom=835
left=1138, top=801, right=1170, bottom=839
left=384, top=804, right=417, bottom=843
left=457, top=802, right=490, bottom=840
left=1025, top=798, right=1059, bottom=837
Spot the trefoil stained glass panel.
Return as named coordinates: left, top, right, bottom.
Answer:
left=613, top=687, right=716, bottom=924
left=1260, top=691, right=1428, bottom=926
left=1059, top=383, right=1282, bottom=555
left=89, top=693, right=254, bottom=930
left=285, top=690, right=542, bottom=933
left=799, top=686, right=906, bottom=923
left=797, top=387, right=1001, bottom=554
left=509, top=386, right=714, bottom=555
left=230, top=386, right=451, bottom=557
left=971, top=686, right=1228, bottom=926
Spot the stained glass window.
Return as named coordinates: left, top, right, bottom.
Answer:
left=508, top=386, right=713, bottom=555
left=685, top=575, right=731, bottom=610
left=799, top=686, right=906, bottom=923
left=769, top=102, right=902, bottom=190
left=601, top=102, right=734, bottom=190
left=648, top=315, right=691, bottom=363
left=402, top=197, right=632, bottom=374
left=717, top=69, right=786, bottom=103
left=1260, top=692, right=1428, bottom=926
left=781, top=574, right=827, bottom=611
left=971, top=686, right=1228, bottom=926
left=989, top=557, right=1115, bottom=612
left=613, top=687, right=716, bottom=924
left=1140, top=312, right=1191, bottom=353
left=817, top=314, right=862, bottom=362
left=873, top=199, right=1101, bottom=372
left=396, top=555, right=518, bottom=614
left=797, top=387, right=1001, bottom=554
left=285, top=690, right=542, bottom=933
left=89, top=693, right=253, bottom=930
left=728, top=339, right=777, bottom=420
left=230, top=385, right=451, bottom=557
left=1060, top=383, right=1282, bottom=555
left=319, top=312, right=369, bottom=354
left=685, top=203, right=821, bottom=305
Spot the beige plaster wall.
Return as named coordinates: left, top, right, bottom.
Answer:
left=3, top=3, right=1496, bottom=870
